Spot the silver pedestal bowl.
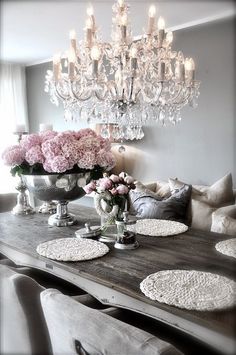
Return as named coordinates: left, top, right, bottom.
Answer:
left=22, top=173, right=91, bottom=226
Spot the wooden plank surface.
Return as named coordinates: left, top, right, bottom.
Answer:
left=0, top=204, right=235, bottom=354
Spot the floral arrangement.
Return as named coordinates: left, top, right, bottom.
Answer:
left=1, top=128, right=115, bottom=178
left=84, top=172, right=136, bottom=220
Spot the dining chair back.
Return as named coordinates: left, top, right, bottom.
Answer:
left=0, top=193, right=17, bottom=213
left=41, top=288, right=182, bottom=355
left=0, top=265, right=52, bottom=355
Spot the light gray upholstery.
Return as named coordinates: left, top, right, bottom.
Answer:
left=0, top=264, right=115, bottom=355
left=0, top=265, right=52, bottom=355
left=0, top=193, right=17, bottom=213
left=41, top=288, right=182, bottom=355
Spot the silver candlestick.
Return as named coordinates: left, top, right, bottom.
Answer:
left=12, top=131, right=35, bottom=215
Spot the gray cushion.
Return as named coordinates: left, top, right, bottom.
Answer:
left=0, top=265, right=52, bottom=355
left=129, top=185, right=192, bottom=224
left=41, top=288, right=181, bottom=355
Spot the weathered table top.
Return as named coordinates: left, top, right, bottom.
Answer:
left=0, top=204, right=235, bottom=355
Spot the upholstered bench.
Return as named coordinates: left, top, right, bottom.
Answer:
left=129, top=173, right=236, bottom=235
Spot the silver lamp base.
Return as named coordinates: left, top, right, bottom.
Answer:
left=12, top=178, right=35, bottom=216
left=48, top=202, right=77, bottom=227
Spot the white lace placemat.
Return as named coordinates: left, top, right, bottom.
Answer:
left=140, top=270, right=236, bottom=311
left=37, top=238, right=109, bottom=261
left=128, top=219, right=188, bottom=237
left=215, top=238, right=236, bottom=259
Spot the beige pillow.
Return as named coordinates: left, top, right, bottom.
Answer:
left=155, top=182, right=171, bottom=198
left=135, top=181, right=171, bottom=199
left=211, top=205, right=236, bottom=236
left=194, top=173, right=234, bottom=207
left=191, top=200, right=216, bottom=231
left=134, top=181, right=161, bottom=200
left=169, top=173, right=234, bottom=207
left=211, top=214, right=236, bottom=236
left=168, top=178, right=202, bottom=196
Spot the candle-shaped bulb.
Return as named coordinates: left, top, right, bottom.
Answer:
left=53, top=53, right=61, bottom=64
left=91, top=45, right=101, bottom=60
left=86, top=17, right=93, bottom=29
left=68, top=47, right=76, bottom=63
left=69, top=29, right=76, bottom=40
left=130, top=47, right=138, bottom=58
left=118, top=0, right=125, bottom=8
left=185, top=58, right=195, bottom=81
left=86, top=4, right=94, bottom=16
left=120, top=14, right=127, bottom=26
left=184, top=58, right=191, bottom=71
left=158, top=16, right=165, bottom=30
left=189, top=58, right=195, bottom=70
left=166, top=31, right=173, bottom=44
left=148, top=5, right=156, bottom=18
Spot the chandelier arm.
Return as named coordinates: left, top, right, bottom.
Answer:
left=94, top=88, right=109, bottom=101
left=174, top=88, right=192, bottom=106
left=164, top=84, right=184, bottom=105
left=55, top=87, right=71, bottom=101
left=70, top=85, right=92, bottom=101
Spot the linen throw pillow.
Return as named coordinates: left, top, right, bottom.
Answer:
left=169, top=173, right=234, bottom=231
left=169, top=173, right=234, bottom=207
left=129, top=184, right=192, bottom=223
left=211, top=205, right=236, bottom=236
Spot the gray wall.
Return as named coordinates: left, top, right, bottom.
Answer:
left=26, top=18, right=236, bottom=187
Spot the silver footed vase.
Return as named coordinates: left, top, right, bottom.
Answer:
left=22, top=173, right=91, bottom=226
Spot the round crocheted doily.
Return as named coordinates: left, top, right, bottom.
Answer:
left=140, top=270, right=236, bottom=311
left=37, top=238, right=109, bottom=261
left=128, top=219, right=188, bottom=237
left=215, top=238, right=236, bottom=259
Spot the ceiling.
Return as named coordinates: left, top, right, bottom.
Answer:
left=1, top=0, right=235, bottom=66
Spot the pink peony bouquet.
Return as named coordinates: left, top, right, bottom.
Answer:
left=84, top=172, right=136, bottom=215
left=1, top=128, right=115, bottom=178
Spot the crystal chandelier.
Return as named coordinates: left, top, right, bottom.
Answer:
left=45, top=0, right=200, bottom=140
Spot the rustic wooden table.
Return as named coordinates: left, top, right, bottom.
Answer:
left=0, top=204, right=235, bottom=355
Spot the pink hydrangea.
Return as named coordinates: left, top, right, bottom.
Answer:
left=39, top=130, right=58, bottom=143
left=98, top=137, right=111, bottom=151
left=83, top=181, right=96, bottom=194
left=75, top=128, right=97, bottom=140
left=77, top=137, right=101, bottom=154
left=41, top=139, right=62, bottom=159
left=43, top=159, right=54, bottom=173
left=116, top=184, right=129, bottom=195
left=2, top=145, right=25, bottom=166
left=97, top=150, right=116, bottom=170
left=25, top=145, right=44, bottom=165
left=1, top=128, right=116, bottom=175
left=50, top=155, right=71, bottom=173
left=77, top=151, right=97, bottom=170
left=55, top=131, right=75, bottom=145
left=20, top=134, right=41, bottom=151
left=98, top=177, right=113, bottom=191
left=61, top=140, right=81, bottom=161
